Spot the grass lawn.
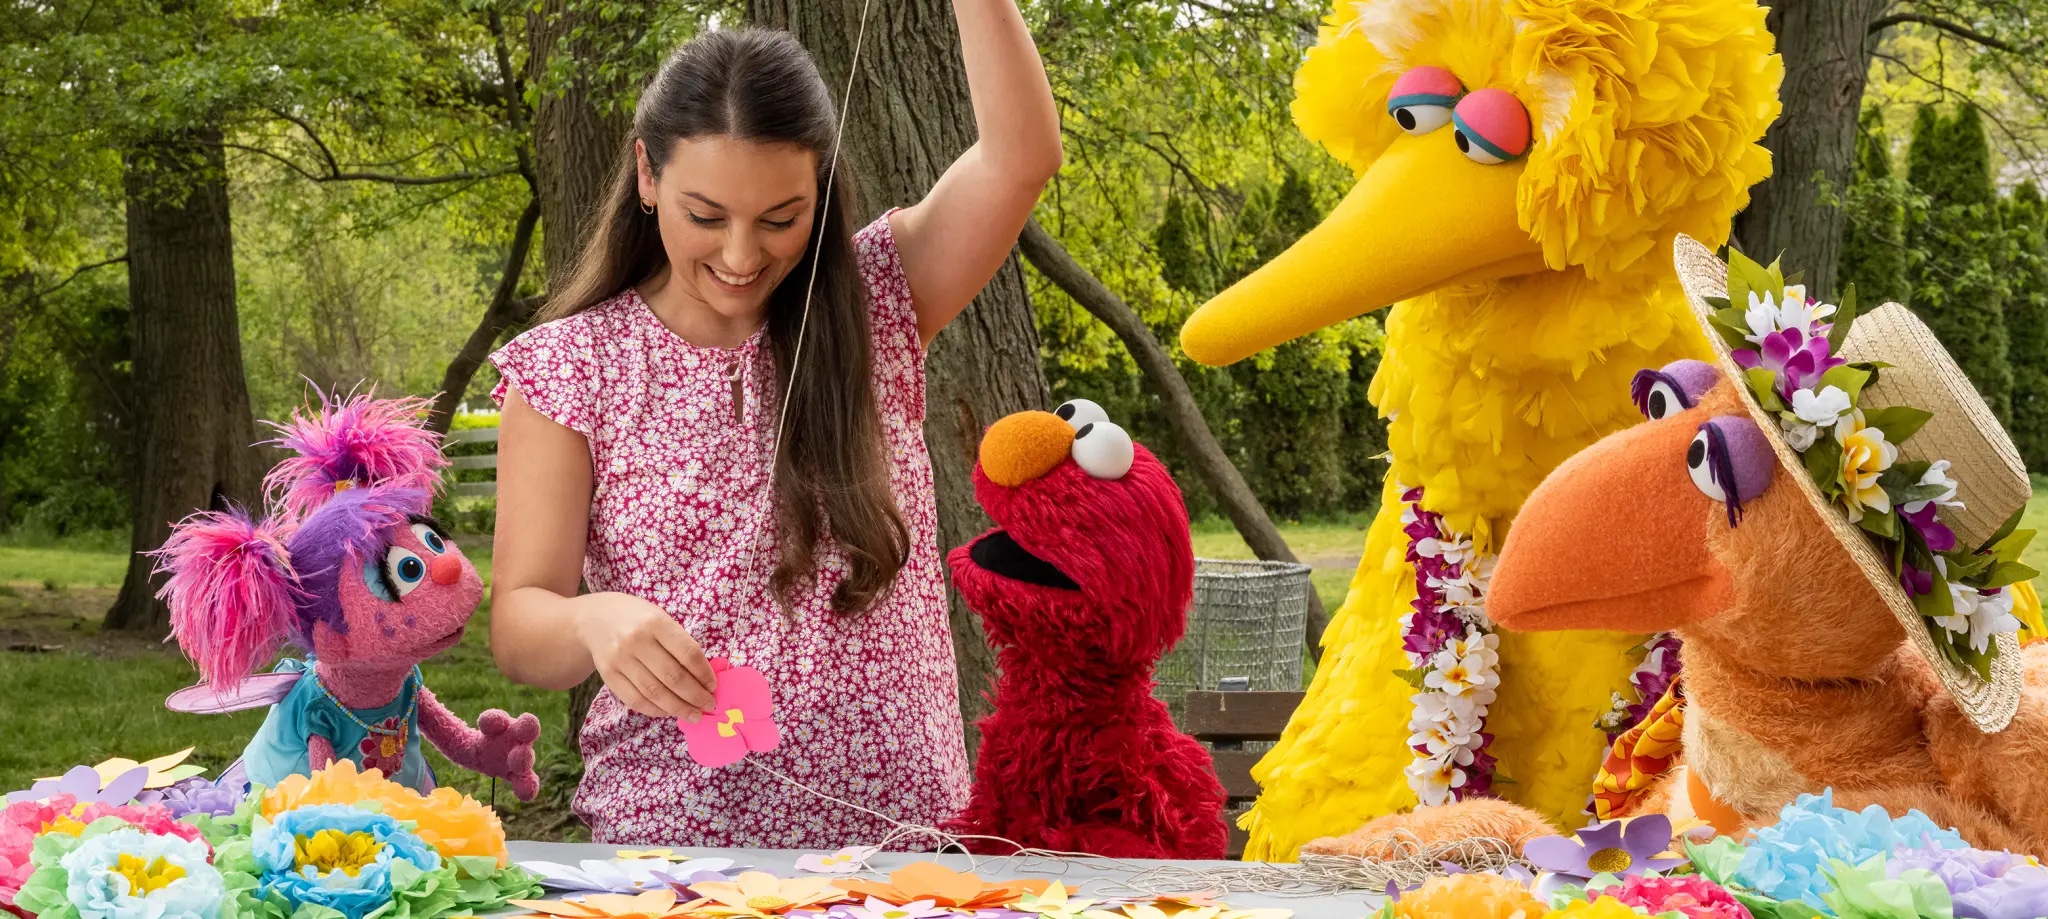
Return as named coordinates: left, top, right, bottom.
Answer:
left=4, top=483, right=2044, bottom=831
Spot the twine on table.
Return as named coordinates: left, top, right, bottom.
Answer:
left=743, top=760, right=1519, bottom=898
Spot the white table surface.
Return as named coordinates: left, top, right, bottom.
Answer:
left=504, top=842, right=1388, bottom=919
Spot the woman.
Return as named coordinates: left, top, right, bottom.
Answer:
left=487, top=7, right=1060, bottom=846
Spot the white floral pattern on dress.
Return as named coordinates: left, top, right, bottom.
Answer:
left=489, top=214, right=966, bottom=847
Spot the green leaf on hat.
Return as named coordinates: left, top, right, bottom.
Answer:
left=1819, top=365, right=1873, bottom=405
left=1913, top=568, right=1957, bottom=619
left=1828, top=284, right=1859, bottom=351
left=1725, top=248, right=1770, bottom=305
left=1804, top=436, right=1845, bottom=497
left=1858, top=509, right=1901, bottom=539
left=1979, top=505, right=2028, bottom=555
left=1982, top=560, right=2041, bottom=590
left=1992, top=528, right=2037, bottom=564
left=1944, top=547, right=1996, bottom=583
left=1861, top=406, right=1933, bottom=445
left=1703, top=296, right=1733, bottom=309
left=1712, top=307, right=1753, bottom=349
left=1745, top=369, right=1786, bottom=411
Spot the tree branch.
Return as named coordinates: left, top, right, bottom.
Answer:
left=1017, top=219, right=1330, bottom=659
left=1870, top=11, right=2025, bottom=54
left=429, top=196, right=543, bottom=435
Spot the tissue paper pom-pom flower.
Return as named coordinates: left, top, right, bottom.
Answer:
left=1887, top=845, right=2048, bottom=919
left=1607, top=875, right=1750, bottom=919
left=1734, top=790, right=1964, bottom=909
left=262, top=760, right=508, bottom=864
left=253, top=804, right=441, bottom=919
left=1543, top=896, right=1645, bottom=919
left=1390, top=873, right=1544, bottom=919
left=57, top=829, right=224, bottom=919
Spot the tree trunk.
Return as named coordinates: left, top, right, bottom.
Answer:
left=1017, top=220, right=1328, bottom=658
left=527, top=0, right=647, bottom=754
left=1730, top=0, right=1887, bottom=296
left=105, top=129, right=264, bottom=633
left=427, top=198, right=541, bottom=435
left=747, top=0, right=1052, bottom=755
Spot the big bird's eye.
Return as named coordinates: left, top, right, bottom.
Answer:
left=1451, top=88, right=1531, bottom=164
left=1386, top=66, right=1462, bottom=135
left=1055, top=398, right=1111, bottom=431
left=1631, top=370, right=1692, bottom=421
left=1689, top=417, right=1776, bottom=526
left=1071, top=421, right=1134, bottom=480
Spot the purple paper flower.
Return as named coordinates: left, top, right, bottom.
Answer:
left=135, top=775, right=245, bottom=819
left=651, top=867, right=747, bottom=899
left=4, top=765, right=148, bottom=807
left=1902, top=504, right=1958, bottom=553
left=1887, top=845, right=2048, bottom=919
left=1525, top=815, right=1686, bottom=888
left=1732, top=329, right=1844, bottom=399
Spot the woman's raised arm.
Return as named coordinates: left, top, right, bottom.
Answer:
left=889, top=0, right=1062, bottom=346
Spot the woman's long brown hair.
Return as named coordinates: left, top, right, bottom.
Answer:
left=540, top=29, right=908, bottom=616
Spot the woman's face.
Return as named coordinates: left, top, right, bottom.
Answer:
left=638, top=135, right=820, bottom=321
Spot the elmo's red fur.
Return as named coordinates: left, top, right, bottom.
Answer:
left=944, top=411, right=1229, bottom=859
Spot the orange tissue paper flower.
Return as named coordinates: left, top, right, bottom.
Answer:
left=1390, top=873, right=1545, bottom=919
left=261, top=760, right=509, bottom=865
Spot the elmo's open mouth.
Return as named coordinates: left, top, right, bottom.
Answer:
left=969, top=529, right=1079, bottom=591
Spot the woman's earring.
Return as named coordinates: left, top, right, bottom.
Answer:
left=640, top=198, right=655, bottom=215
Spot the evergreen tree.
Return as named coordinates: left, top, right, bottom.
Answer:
left=1836, top=106, right=1910, bottom=305
left=1905, top=105, right=2013, bottom=423
left=2006, top=183, right=2048, bottom=470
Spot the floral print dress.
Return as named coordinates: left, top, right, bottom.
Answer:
left=489, top=214, right=969, bottom=846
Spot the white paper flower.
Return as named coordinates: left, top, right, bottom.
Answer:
left=1780, top=386, right=1853, bottom=451
left=1743, top=288, right=1836, bottom=345
left=1902, top=459, right=1965, bottom=515
left=1934, top=585, right=2022, bottom=654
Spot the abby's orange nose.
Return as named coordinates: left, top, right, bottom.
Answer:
left=979, top=411, right=1075, bottom=486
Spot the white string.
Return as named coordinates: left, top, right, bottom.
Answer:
left=742, top=760, right=1515, bottom=898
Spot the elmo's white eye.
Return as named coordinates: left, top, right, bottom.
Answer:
left=1393, top=104, right=1454, bottom=135
left=1054, top=398, right=1110, bottom=431
left=411, top=522, right=447, bottom=554
left=384, top=546, right=427, bottom=598
left=1643, top=380, right=1685, bottom=421
left=1071, top=421, right=1134, bottom=480
left=1686, top=429, right=1726, bottom=502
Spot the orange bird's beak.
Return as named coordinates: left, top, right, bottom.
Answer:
left=1488, top=413, right=1732, bottom=634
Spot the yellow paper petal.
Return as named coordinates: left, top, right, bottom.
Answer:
left=617, top=849, right=677, bottom=860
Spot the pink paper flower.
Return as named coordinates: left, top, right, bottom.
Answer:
left=1607, top=875, right=1751, bottom=919
left=676, top=659, right=781, bottom=768
left=796, top=846, right=878, bottom=874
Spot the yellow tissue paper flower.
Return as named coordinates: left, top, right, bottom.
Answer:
left=1391, top=874, right=1545, bottom=919
left=1543, top=896, right=1644, bottom=919
left=261, top=760, right=509, bottom=865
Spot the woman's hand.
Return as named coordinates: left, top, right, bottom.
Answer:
left=576, top=592, right=720, bottom=720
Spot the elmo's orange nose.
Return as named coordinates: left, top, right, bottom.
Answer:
left=979, top=411, right=1075, bottom=486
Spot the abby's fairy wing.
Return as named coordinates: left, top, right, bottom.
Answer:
left=165, top=672, right=302, bottom=713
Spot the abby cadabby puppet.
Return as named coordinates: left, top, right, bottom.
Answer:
left=154, top=394, right=541, bottom=800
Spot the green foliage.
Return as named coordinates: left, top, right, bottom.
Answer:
left=1835, top=107, right=1911, bottom=305
left=1904, top=105, right=2013, bottom=424
left=2007, top=183, right=2048, bottom=470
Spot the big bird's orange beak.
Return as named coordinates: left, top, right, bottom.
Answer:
left=1488, top=414, right=1732, bottom=634
left=1179, top=131, right=1548, bottom=366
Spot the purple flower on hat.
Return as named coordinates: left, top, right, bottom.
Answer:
left=1733, top=329, right=1844, bottom=399
left=1903, top=504, right=1958, bottom=553
left=1900, top=563, right=1935, bottom=598
left=1524, top=815, right=1686, bottom=890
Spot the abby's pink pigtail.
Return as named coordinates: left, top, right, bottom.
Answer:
left=153, top=508, right=303, bottom=691
left=263, top=389, right=449, bottom=521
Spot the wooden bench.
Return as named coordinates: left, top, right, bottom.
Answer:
left=1184, top=689, right=1305, bottom=860
left=444, top=426, right=499, bottom=497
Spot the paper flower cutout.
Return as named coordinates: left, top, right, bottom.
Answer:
left=30, top=828, right=224, bottom=919
left=134, top=775, right=245, bottom=821
left=1012, top=881, right=1099, bottom=919
left=512, top=889, right=701, bottom=919
left=5, top=766, right=148, bottom=808
left=1525, top=814, right=1686, bottom=889
left=521, top=857, right=735, bottom=894
left=839, top=897, right=951, bottom=919
left=691, top=871, right=851, bottom=916
left=1601, top=874, right=1750, bottom=919
left=252, top=804, right=443, bottom=919
left=834, top=864, right=1050, bottom=910
left=1149, top=892, right=1225, bottom=912
left=618, top=849, right=676, bottom=860
left=55, top=750, right=206, bottom=791
left=677, top=660, right=782, bottom=768
left=796, top=847, right=878, bottom=875
left=1084, top=905, right=1214, bottom=919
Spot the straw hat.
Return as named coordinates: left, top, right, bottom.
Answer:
left=1672, top=234, right=2031, bottom=732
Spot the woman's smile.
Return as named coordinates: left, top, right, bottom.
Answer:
left=705, top=263, right=767, bottom=291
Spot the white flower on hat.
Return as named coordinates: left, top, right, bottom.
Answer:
left=1742, top=287, right=1837, bottom=345
left=1780, top=385, right=1853, bottom=451
left=1934, top=583, right=2023, bottom=654
left=1901, top=459, right=1965, bottom=516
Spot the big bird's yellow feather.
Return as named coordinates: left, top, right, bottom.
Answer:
left=1179, top=0, right=1793, bottom=859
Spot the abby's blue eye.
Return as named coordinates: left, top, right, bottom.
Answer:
left=411, top=522, right=446, bottom=554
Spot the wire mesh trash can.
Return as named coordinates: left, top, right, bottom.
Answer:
left=1155, top=558, right=1313, bottom=722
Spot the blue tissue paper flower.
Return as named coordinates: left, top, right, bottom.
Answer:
left=253, top=805, right=440, bottom=919
left=60, top=828, right=225, bottom=919
left=1734, top=790, right=1966, bottom=911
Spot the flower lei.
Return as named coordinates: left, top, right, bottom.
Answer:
left=1704, top=252, right=2039, bottom=680
left=1396, top=486, right=1503, bottom=805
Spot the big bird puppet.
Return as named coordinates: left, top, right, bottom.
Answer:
left=1177, top=0, right=1787, bottom=856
